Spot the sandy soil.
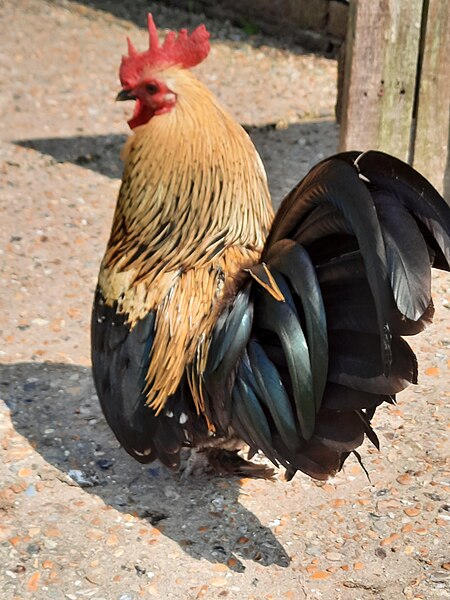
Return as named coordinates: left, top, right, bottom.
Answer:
left=1, top=1, right=449, bottom=599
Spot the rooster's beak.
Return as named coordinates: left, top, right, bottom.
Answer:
left=116, top=89, right=136, bottom=102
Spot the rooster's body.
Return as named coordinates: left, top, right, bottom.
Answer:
left=92, top=16, right=450, bottom=480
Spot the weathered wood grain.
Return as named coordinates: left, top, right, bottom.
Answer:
left=339, top=0, right=423, bottom=161
left=413, top=0, right=450, bottom=195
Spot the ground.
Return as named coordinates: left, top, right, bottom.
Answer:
left=0, top=1, right=449, bottom=599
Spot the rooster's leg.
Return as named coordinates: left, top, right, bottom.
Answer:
left=180, top=449, right=213, bottom=480
left=180, top=447, right=276, bottom=480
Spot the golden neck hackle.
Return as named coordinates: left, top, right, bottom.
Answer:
left=117, top=69, right=272, bottom=256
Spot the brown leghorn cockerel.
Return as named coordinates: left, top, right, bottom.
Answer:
left=92, top=15, right=450, bottom=481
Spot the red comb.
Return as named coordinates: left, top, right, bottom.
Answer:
left=119, top=14, right=210, bottom=87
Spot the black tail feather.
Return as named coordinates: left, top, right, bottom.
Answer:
left=206, top=150, right=449, bottom=480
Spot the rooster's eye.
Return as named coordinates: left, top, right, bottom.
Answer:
left=146, top=83, right=159, bottom=95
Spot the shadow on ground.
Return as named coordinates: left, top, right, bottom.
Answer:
left=1, top=361, right=291, bottom=571
left=16, top=120, right=339, bottom=203
left=17, top=134, right=127, bottom=180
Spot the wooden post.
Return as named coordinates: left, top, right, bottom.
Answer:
left=339, top=0, right=423, bottom=161
left=339, top=0, right=450, bottom=197
left=412, top=0, right=450, bottom=195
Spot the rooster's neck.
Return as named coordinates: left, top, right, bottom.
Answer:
left=102, top=73, right=275, bottom=300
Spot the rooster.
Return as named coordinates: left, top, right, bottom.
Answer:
left=92, top=15, right=450, bottom=481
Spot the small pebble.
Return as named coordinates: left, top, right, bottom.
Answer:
left=310, top=571, right=331, bottom=580
left=396, top=474, right=413, bottom=485
left=96, top=458, right=113, bottom=470
left=26, top=543, right=41, bottom=555
left=325, top=551, right=343, bottom=561
left=14, top=564, right=26, bottom=574
left=134, top=564, right=146, bottom=576
left=67, top=469, right=98, bottom=487
left=305, top=545, right=321, bottom=556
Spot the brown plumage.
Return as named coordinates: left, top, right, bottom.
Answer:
left=91, top=16, right=450, bottom=479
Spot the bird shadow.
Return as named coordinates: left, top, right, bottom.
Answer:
left=15, top=120, right=338, bottom=205
left=16, top=134, right=127, bottom=181
left=1, top=361, right=291, bottom=571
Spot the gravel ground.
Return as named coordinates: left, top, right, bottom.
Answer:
left=1, top=1, right=449, bottom=599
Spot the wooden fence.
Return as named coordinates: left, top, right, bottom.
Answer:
left=338, top=0, right=450, bottom=197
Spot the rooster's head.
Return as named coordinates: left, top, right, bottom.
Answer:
left=117, top=14, right=210, bottom=129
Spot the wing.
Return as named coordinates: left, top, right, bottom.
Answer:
left=91, top=288, right=197, bottom=469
